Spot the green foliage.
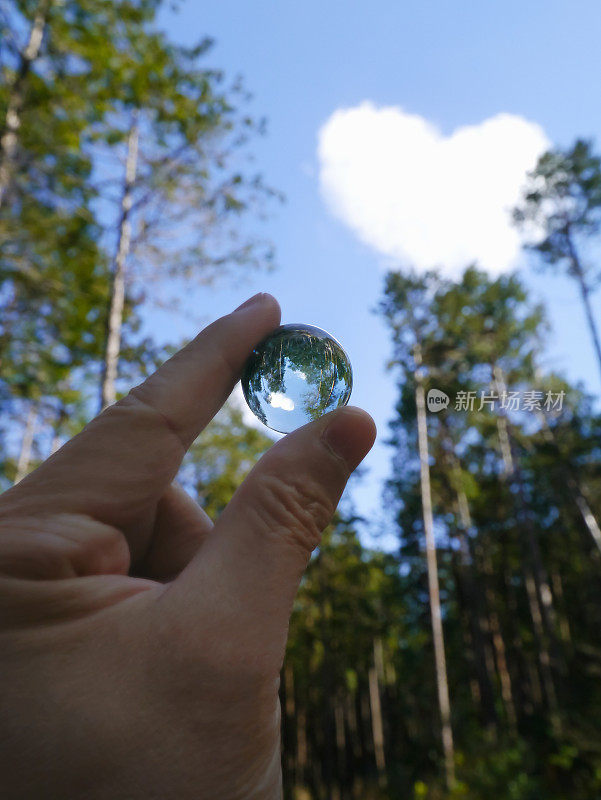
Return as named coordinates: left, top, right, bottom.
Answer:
left=0, top=0, right=279, bottom=476
left=180, top=401, right=274, bottom=519
left=513, top=139, right=601, bottom=382
left=376, top=264, right=601, bottom=800
left=513, top=139, right=601, bottom=275
left=80, top=11, right=281, bottom=294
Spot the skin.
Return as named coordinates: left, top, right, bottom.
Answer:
left=0, top=293, right=376, bottom=800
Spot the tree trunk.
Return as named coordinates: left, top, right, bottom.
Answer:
left=296, top=704, right=308, bottom=789
left=527, top=654, right=543, bottom=706
left=14, top=403, right=37, bottom=483
left=493, top=366, right=514, bottom=475
left=567, top=233, right=601, bottom=385
left=345, top=691, right=362, bottom=765
left=368, top=638, right=386, bottom=787
left=334, top=697, right=347, bottom=796
left=479, top=549, right=518, bottom=730
left=569, top=486, right=601, bottom=555
left=538, top=412, right=601, bottom=555
left=577, top=272, right=601, bottom=384
left=442, top=427, right=499, bottom=731
left=368, top=667, right=386, bottom=780
left=360, top=690, right=373, bottom=760
left=317, top=577, right=336, bottom=799
left=500, top=554, right=534, bottom=718
left=0, top=0, right=51, bottom=208
left=282, top=663, right=296, bottom=785
left=100, top=118, right=139, bottom=410
left=493, top=364, right=561, bottom=732
left=453, top=555, right=498, bottom=731
left=493, top=365, right=560, bottom=643
left=49, top=404, right=67, bottom=456
left=50, top=431, right=61, bottom=456
left=414, top=346, right=455, bottom=788
left=551, top=571, right=572, bottom=644
left=523, top=565, right=560, bottom=728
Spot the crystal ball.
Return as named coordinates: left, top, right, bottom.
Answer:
left=241, top=323, right=353, bottom=433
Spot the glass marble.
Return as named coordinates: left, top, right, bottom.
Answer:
left=241, top=323, right=353, bottom=434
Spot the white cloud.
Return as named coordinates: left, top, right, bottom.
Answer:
left=317, top=102, right=550, bottom=277
left=268, top=392, right=295, bottom=411
left=228, top=382, right=283, bottom=439
left=229, top=382, right=263, bottom=428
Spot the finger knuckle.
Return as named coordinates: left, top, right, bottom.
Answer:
left=0, top=514, right=129, bottom=580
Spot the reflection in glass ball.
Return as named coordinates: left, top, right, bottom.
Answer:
left=241, top=323, right=353, bottom=434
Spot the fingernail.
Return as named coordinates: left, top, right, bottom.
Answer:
left=322, top=409, right=377, bottom=471
left=234, top=293, right=265, bottom=312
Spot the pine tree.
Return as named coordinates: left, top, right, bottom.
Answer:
left=514, top=139, right=601, bottom=383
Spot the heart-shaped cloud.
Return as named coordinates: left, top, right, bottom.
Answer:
left=317, top=102, right=549, bottom=277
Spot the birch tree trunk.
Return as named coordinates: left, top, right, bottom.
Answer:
left=100, top=118, right=139, bottom=410
left=414, top=345, right=455, bottom=788
left=0, top=0, right=51, bottom=208
left=14, top=404, right=37, bottom=483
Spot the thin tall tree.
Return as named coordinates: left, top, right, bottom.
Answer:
left=514, top=139, right=601, bottom=384
left=381, top=271, right=456, bottom=789
left=90, top=32, right=278, bottom=408
left=0, top=0, right=51, bottom=206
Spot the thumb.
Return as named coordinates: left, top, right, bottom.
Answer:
left=168, top=406, right=376, bottom=667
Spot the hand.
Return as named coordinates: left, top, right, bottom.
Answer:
left=0, top=293, right=376, bottom=800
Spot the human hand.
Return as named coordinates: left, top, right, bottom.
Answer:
left=0, top=293, right=376, bottom=799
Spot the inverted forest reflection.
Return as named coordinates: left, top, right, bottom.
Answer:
left=242, top=324, right=353, bottom=433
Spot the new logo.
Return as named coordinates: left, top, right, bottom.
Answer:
left=427, top=389, right=450, bottom=412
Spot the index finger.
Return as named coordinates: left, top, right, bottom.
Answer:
left=0, top=294, right=280, bottom=548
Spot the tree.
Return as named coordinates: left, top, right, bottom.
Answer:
left=1, top=2, right=279, bottom=411
left=0, top=0, right=162, bottom=210
left=380, top=269, right=456, bottom=790
left=0, top=0, right=52, bottom=207
left=88, top=30, right=279, bottom=408
left=0, top=0, right=169, bottom=477
left=0, top=0, right=280, bottom=486
left=285, top=514, right=406, bottom=799
left=0, top=190, right=159, bottom=483
left=513, top=139, right=601, bottom=383
left=379, top=263, right=601, bottom=796
left=179, top=401, right=274, bottom=520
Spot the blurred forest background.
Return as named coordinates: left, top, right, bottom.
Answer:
left=2, top=2, right=601, bottom=798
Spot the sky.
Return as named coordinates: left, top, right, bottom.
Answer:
left=155, top=0, right=601, bottom=548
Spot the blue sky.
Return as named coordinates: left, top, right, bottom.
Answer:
left=155, top=0, right=601, bottom=547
